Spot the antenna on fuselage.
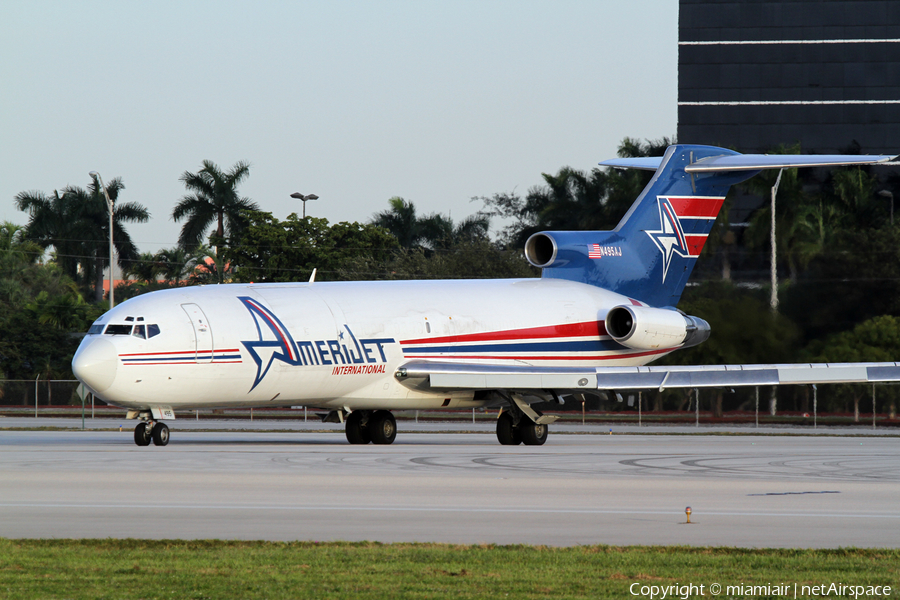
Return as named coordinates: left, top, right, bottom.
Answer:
left=308, top=268, right=317, bottom=284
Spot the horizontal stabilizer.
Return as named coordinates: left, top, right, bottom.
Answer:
left=598, top=157, right=663, bottom=171
left=684, top=154, right=897, bottom=173
left=599, top=152, right=896, bottom=174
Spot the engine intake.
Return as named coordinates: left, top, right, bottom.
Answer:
left=524, top=233, right=558, bottom=268
left=606, top=305, right=710, bottom=350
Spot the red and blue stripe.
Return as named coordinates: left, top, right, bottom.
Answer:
left=400, top=321, right=670, bottom=362
left=120, top=348, right=242, bottom=365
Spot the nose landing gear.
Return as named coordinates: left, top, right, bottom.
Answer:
left=133, top=421, right=170, bottom=447
left=134, top=422, right=151, bottom=446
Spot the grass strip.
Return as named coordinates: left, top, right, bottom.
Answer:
left=0, top=540, right=897, bottom=599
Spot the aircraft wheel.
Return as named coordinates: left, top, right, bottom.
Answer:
left=369, top=410, right=397, bottom=445
left=345, top=411, right=371, bottom=444
left=520, top=421, right=548, bottom=446
left=152, top=422, right=170, bottom=446
left=496, top=412, right=522, bottom=445
left=134, top=422, right=152, bottom=447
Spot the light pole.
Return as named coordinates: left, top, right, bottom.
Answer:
left=878, top=190, right=894, bottom=226
left=768, top=169, right=784, bottom=417
left=290, top=192, right=319, bottom=218
left=89, top=171, right=115, bottom=308
left=769, top=168, right=784, bottom=312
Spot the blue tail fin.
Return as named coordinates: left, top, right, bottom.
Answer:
left=524, top=144, right=895, bottom=307
left=524, top=145, right=755, bottom=307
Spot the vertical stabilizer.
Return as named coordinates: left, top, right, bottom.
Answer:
left=525, top=144, right=894, bottom=307
left=526, top=145, right=753, bottom=307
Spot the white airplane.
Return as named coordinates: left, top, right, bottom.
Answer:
left=73, top=144, right=900, bottom=447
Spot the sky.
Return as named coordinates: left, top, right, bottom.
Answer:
left=0, top=0, right=678, bottom=254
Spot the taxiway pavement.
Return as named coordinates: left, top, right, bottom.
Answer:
left=1, top=423, right=898, bottom=547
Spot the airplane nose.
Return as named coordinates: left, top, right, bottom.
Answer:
left=72, top=337, right=118, bottom=393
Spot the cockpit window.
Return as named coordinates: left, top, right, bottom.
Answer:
left=101, top=318, right=160, bottom=337
left=104, top=324, right=133, bottom=335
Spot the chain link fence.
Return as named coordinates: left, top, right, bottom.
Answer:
left=0, top=380, right=84, bottom=407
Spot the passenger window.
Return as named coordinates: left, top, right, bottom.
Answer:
left=87, top=324, right=104, bottom=335
left=147, top=324, right=161, bottom=338
left=133, top=325, right=146, bottom=339
left=104, top=324, right=133, bottom=335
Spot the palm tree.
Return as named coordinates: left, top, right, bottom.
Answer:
left=153, top=247, right=190, bottom=284
left=477, top=139, right=670, bottom=250
left=172, top=160, right=259, bottom=251
left=16, top=178, right=150, bottom=301
left=14, top=189, right=85, bottom=281
left=371, top=197, right=424, bottom=248
left=124, top=251, right=163, bottom=284
left=372, top=197, right=491, bottom=252
left=0, top=222, right=42, bottom=280
left=186, top=245, right=230, bottom=285
left=26, top=290, right=92, bottom=330
left=831, top=167, right=880, bottom=228
left=0, top=222, right=43, bottom=307
left=419, top=213, right=490, bottom=250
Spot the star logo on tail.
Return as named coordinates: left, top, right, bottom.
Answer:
left=645, top=197, right=691, bottom=283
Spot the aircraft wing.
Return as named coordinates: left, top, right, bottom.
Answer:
left=397, top=361, right=900, bottom=392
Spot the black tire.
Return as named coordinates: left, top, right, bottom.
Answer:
left=134, top=423, right=151, bottom=446
left=369, top=410, right=397, bottom=445
left=345, top=411, right=371, bottom=444
left=151, top=422, right=170, bottom=446
left=520, top=421, right=548, bottom=446
left=496, top=412, right=522, bottom=445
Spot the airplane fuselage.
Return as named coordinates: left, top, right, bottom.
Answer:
left=71, top=144, right=899, bottom=448
left=73, top=277, right=666, bottom=413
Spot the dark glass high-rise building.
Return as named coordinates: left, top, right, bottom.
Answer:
left=678, top=0, right=900, bottom=154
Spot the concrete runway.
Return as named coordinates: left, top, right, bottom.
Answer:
left=1, top=423, right=898, bottom=547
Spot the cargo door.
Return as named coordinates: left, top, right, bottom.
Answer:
left=182, top=303, right=213, bottom=363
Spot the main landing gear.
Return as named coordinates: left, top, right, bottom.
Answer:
left=497, top=411, right=548, bottom=445
left=345, top=410, right=397, bottom=445
left=134, top=421, right=169, bottom=447
left=496, top=396, right=551, bottom=446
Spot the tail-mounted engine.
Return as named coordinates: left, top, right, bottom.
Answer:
left=526, top=231, right=613, bottom=269
left=524, top=232, right=560, bottom=268
left=606, top=305, right=710, bottom=350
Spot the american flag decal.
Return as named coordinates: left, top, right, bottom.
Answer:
left=588, top=244, right=622, bottom=259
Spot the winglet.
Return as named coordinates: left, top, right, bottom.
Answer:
left=309, top=268, right=317, bottom=284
